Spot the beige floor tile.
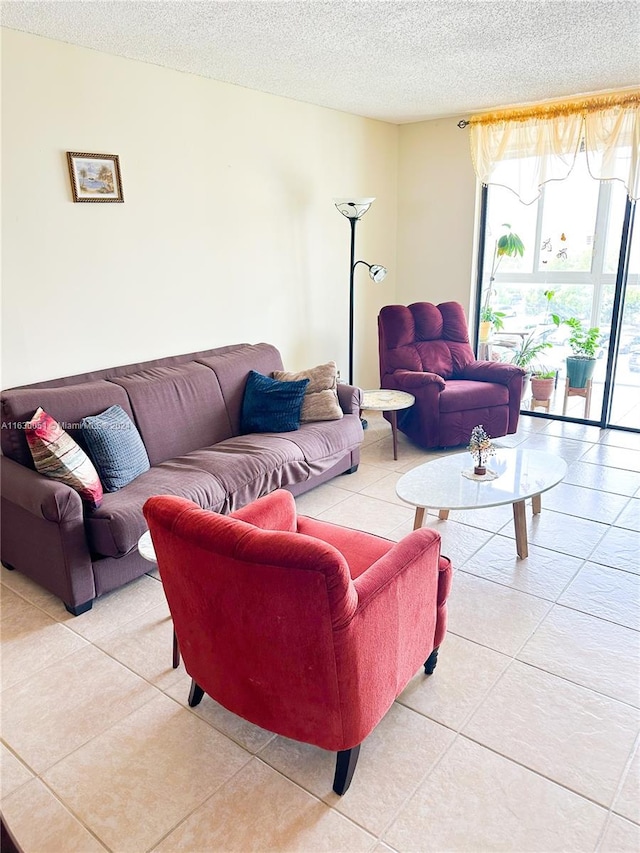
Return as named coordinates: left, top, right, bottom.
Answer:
left=397, top=633, right=510, bottom=729
left=520, top=433, right=594, bottom=462
left=544, top=420, right=607, bottom=442
left=614, top=497, right=640, bottom=532
left=559, top=563, right=640, bottom=631
left=564, top=461, right=640, bottom=496
left=153, top=758, right=375, bottom=852
left=446, top=571, right=552, bottom=655
left=359, top=441, right=410, bottom=472
left=384, top=735, right=607, bottom=853
left=589, top=526, right=640, bottom=574
left=580, top=444, right=640, bottom=472
left=316, top=493, right=414, bottom=537
left=0, top=743, right=33, bottom=800
left=42, top=693, right=252, bottom=853
left=59, top=574, right=168, bottom=641
left=612, top=745, right=640, bottom=824
left=164, top=670, right=276, bottom=753
left=331, top=462, right=390, bottom=493
left=439, top=502, right=514, bottom=533
left=259, top=703, right=455, bottom=836
left=294, top=482, right=351, bottom=517
left=0, top=587, right=88, bottom=689
left=1, top=645, right=157, bottom=773
left=360, top=470, right=411, bottom=507
left=500, top=506, right=609, bottom=559
left=94, top=602, right=183, bottom=691
left=462, top=660, right=640, bottom=806
left=599, top=429, right=640, bottom=449
left=1, top=568, right=68, bottom=615
left=387, top=517, right=493, bottom=567
left=1, top=778, right=107, bottom=852
left=518, top=605, right=640, bottom=707
left=460, top=534, right=583, bottom=599
left=598, top=815, right=640, bottom=852
left=543, top=481, right=630, bottom=523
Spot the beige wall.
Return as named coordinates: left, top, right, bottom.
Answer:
left=1, top=29, right=398, bottom=389
left=396, top=117, right=479, bottom=327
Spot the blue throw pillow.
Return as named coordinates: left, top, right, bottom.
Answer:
left=81, top=405, right=150, bottom=492
left=240, top=370, right=309, bottom=434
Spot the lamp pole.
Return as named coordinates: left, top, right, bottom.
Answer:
left=333, top=198, right=387, bottom=388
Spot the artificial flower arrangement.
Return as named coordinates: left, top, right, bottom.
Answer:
left=468, top=425, right=496, bottom=476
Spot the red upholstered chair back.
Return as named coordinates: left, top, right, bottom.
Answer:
left=379, top=301, right=476, bottom=380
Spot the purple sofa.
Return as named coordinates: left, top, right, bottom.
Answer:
left=378, top=302, right=524, bottom=448
left=1, top=343, right=363, bottom=614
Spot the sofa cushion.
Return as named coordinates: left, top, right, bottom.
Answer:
left=25, top=408, right=103, bottom=509
left=438, top=380, right=509, bottom=413
left=285, top=415, right=363, bottom=472
left=179, top=436, right=309, bottom=512
left=1, top=380, right=135, bottom=468
left=197, top=343, right=284, bottom=435
left=240, top=371, right=309, bottom=434
left=272, top=362, right=343, bottom=422
left=110, top=362, right=232, bottom=466
left=81, top=405, right=150, bottom=492
left=85, top=459, right=227, bottom=558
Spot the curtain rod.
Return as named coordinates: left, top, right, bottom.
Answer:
left=456, top=89, right=640, bottom=129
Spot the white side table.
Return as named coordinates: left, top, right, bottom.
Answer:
left=138, top=531, right=180, bottom=669
left=361, top=389, right=415, bottom=460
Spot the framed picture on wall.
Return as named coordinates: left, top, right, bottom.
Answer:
left=66, top=152, right=124, bottom=203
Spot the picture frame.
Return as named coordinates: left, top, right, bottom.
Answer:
left=66, top=152, right=124, bottom=203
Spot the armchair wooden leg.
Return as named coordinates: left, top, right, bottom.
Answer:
left=188, top=680, right=204, bottom=707
left=333, top=745, right=361, bottom=795
left=424, top=646, right=439, bottom=675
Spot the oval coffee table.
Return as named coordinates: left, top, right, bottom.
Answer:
left=361, top=389, right=415, bottom=460
left=396, top=448, right=567, bottom=559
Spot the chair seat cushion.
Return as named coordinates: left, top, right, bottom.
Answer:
left=297, top=516, right=393, bottom=579
left=438, top=380, right=508, bottom=413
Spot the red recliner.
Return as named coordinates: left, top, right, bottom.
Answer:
left=143, top=489, right=452, bottom=795
left=379, top=301, right=524, bottom=448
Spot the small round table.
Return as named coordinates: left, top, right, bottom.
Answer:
left=361, top=390, right=415, bottom=460
left=396, top=448, right=567, bottom=559
left=138, top=531, right=180, bottom=668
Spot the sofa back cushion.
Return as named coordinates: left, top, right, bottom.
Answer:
left=1, top=381, right=135, bottom=468
left=110, top=362, right=232, bottom=466
left=197, top=343, right=284, bottom=436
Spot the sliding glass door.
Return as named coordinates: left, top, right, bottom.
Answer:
left=476, top=151, right=639, bottom=432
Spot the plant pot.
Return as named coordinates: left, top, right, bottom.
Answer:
left=479, top=321, right=492, bottom=343
left=566, top=356, right=596, bottom=389
left=530, top=376, right=555, bottom=401
left=474, top=465, right=486, bottom=476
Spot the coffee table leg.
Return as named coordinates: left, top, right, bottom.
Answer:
left=438, top=509, right=450, bottom=520
left=414, top=507, right=426, bottom=530
left=532, top=493, right=542, bottom=515
left=389, top=410, right=399, bottom=460
left=512, top=500, right=528, bottom=559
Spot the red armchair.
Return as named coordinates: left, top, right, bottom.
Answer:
left=378, top=301, right=524, bottom=448
left=143, top=489, right=452, bottom=795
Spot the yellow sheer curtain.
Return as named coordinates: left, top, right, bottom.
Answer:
left=469, top=91, right=640, bottom=204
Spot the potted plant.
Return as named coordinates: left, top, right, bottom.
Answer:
left=480, top=224, right=524, bottom=342
left=530, top=368, right=556, bottom=403
left=552, top=315, right=601, bottom=388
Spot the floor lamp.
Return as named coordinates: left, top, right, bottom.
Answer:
left=333, top=198, right=388, bottom=387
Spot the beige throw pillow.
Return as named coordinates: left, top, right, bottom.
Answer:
left=272, top=362, right=343, bottom=422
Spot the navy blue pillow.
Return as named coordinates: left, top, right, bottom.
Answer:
left=240, top=370, right=309, bottom=434
left=81, top=405, right=150, bottom=492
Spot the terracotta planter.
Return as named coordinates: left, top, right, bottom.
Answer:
left=530, top=376, right=555, bottom=401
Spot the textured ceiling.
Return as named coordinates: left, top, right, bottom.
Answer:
left=1, top=0, right=639, bottom=124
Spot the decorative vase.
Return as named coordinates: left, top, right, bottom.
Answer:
left=479, top=321, right=492, bottom=343
left=566, top=357, right=596, bottom=389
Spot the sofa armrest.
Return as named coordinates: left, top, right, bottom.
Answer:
left=461, top=360, right=524, bottom=386
left=0, top=456, right=83, bottom=523
left=337, top=383, right=363, bottom=416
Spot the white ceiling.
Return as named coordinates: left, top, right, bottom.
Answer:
left=1, top=0, right=639, bottom=124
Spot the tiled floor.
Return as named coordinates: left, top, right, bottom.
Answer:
left=2, top=413, right=639, bottom=852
